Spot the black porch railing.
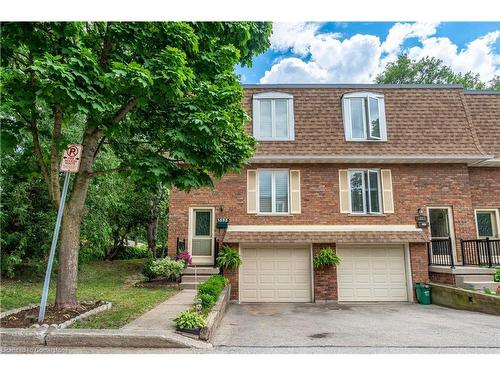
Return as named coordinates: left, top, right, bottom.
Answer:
left=461, top=238, right=500, bottom=268
left=427, top=237, right=454, bottom=268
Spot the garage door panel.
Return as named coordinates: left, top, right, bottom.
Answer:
left=337, top=245, right=408, bottom=302
left=240, top=246, right=312, bottom=303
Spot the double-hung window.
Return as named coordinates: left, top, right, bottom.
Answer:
left=258, top=170, right=289, bottom=214
left=349, top=169, right=382, bottom=214
left=253, top=92, right=294, bottom=141
left=342, top=92, right=387, bottom=141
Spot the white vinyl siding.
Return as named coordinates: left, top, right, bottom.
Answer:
left=258, top=170, right=289, bottom=214
left=253, top=92, right=294, bottom=141
left=342, top=92, right=387, bottom=141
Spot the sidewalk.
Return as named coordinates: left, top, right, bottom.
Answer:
left=122, top=289, right=196, bottom=331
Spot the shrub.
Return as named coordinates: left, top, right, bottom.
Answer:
left=197, top=274, right=228, bottom=299
left=116, top=245, right=150, bottom=260
left=197, top=293, right=216, bottom=312
left=494, top=269, right=500, bottom=282
left=142, top=258, right=156, bottom=281
left=174, top=310, right=206, bottom=330
left=313, top=247, right=341, bottom=268
left=176, top=251, right=192, bottom=266
left=216, top=245, right=242, bottom=269
left=149, top=258, right=185, bottom=280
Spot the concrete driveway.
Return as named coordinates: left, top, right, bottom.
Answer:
left=212, top=303, right=500, bottom=353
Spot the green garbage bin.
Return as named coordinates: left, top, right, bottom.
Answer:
left=415, top=283, right=431, bottom=305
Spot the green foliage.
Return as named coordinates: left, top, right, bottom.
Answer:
left=197, top=293, right=216, bottom=312
left=313, top=247, right=341, bottom=269
left=116, top=246, right=150, bottom=260
left=142, top=258, right=156, bottom=281
left=197, top=274, right=228, bottom=299
left=494, top=269, right=500, bottom=283
left=376, top=54, right=499, bottom=90
left=0, top=22, right=272, bottom=290
left=174, top=310, right=206, bottom=330
left=216, top=245, right=242, bottom=269
left=142, top=257, right=184, bottom=281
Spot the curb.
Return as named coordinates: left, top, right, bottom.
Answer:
left=200, top=284, right=231, bottom=341
left=45, top=328, right=212, bottom=349
left=0, top=327, right=48, bottom=347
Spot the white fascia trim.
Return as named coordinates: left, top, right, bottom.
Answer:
left=251, top=154, right=494, bottom=165
left=227, top=224, right=423, bottom=232
left=470, top=158, right=500, bottom=167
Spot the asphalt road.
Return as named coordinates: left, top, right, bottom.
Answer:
left=2, top=303, right=499, bottom=354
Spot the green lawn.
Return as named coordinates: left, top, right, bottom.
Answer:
left=1, top=259, right=177, bottom=328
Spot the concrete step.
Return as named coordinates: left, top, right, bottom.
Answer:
left=455, top=274, right=495, bottom=287
left=463, top=281, right=500, bottom=291
left=181, top=267, right=219, bottom=275
left=181, top=275, right=212, bottom=283
left=179, top=282, right=199, bottom=290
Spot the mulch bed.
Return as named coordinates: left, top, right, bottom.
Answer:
left=134, top=279, right=180, bottom=289
left=0, top=301, right=105, bottom=328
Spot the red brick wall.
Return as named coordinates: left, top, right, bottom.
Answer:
left=429, top=272, right=456, bottom=285
left=221, top=243, right=239, bottom=300
left=469, top=167, right=500, bottom=209
left=168, top=163, right=479, bottom=257
left=312, top=243, right=338, bottom=302
left=409, top=243, right=430, bottom=285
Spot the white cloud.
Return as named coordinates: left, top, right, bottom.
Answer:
left=260, top=58, right=329, bottom=83
left=408, top=31, right=500, bottom=81
left=260, top=22, right=500, bottom=84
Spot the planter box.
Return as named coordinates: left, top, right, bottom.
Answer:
left=199, top=284, right=231, bottom=341
left=429, top=283, right=500, bottom=316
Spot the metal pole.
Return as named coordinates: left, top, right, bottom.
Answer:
left=38, top=172, right=71, bottom=322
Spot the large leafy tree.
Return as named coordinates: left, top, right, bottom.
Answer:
left=376, top=54, right=499, bottom=89
left=1, top=22, right=272, bottom=308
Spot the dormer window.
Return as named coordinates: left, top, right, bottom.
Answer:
left=342, top=92, right=387, bottom=141
left=253, top=92, right=294, bottom=141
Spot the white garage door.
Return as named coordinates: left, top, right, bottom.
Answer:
left=337, top=245, right=409, bottom=302
left=240, top=245, right=312, bottom=302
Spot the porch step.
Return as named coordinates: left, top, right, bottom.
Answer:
left=181, top=266, right=219, bottom=275
left=463, top=281, right=500, bottom=291
left=180, top=266, right=220, bottom=289
left=180, top=275, right=212, bottom=283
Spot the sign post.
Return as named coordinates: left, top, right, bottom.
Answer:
left=38, top=144, right=82, bottom=323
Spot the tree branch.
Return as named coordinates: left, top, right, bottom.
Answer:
left=89, top=166, right=128, bottom=177
left=30, top=123, right=51, bottom=189
left=112, top=96, right=139, bottom=124
left=99, top=23, right=113, bottom=67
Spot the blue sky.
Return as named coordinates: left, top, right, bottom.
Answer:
left=237, top=22, right=500, bottom=84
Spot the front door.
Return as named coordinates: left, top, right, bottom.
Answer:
left=428, top=207, right=455, bottom=262
left=189, top=208, right=214, bottom=265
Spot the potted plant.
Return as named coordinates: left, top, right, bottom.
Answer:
left=174, top=310, right=206, bottom=335
left=176, top=250, right=193, bottom=268
left=313, top=246, right=341, bottom=268
left=216, top=245, right=242, bottom=276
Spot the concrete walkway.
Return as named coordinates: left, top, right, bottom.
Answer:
left=122, top=290, right=196, bottom=332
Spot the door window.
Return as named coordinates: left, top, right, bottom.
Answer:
left=476, top=210, right=499, bottom=238
left=429, top=208, right=450, bottom=239
left=192, top=209, right=212, bottom=256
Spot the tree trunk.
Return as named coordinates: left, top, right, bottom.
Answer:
left=147, top=220, right=157, bottom=257
left=55, top=128, right=101, bottom=308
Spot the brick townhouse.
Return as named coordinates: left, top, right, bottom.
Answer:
left=168, top=84, right=500, bottom=303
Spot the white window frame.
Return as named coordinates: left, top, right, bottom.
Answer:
left=253, top=92, right=294, bottom=141
left=474, top=208, right=500, bottom=239
left=256, top=169, right=290, bottom=215
left=348, top=169, right=382, bottom=214
left=342, top=92, right=387, bottom=142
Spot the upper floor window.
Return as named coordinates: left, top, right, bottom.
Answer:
left=349, top=169, right=382, bottom=214
left=342, top=92, right=387, bottom=141
left=253, top=92, right=294, bottom=141
left=258, top=169, right=289, bottom=214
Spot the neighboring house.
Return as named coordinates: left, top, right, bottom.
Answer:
left=168, top=84, right=500, bottom=303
